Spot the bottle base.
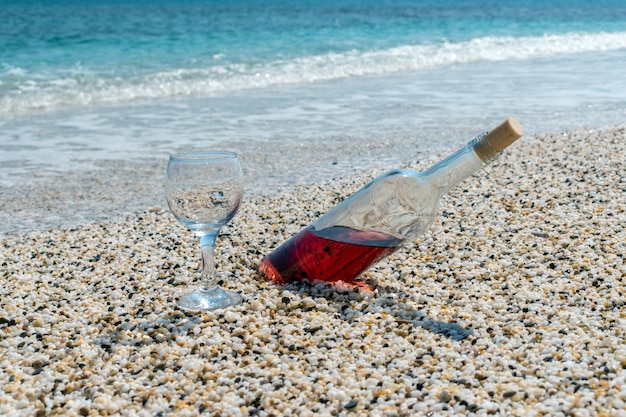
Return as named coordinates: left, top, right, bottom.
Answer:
left=258, top=256, right=286, bottom=285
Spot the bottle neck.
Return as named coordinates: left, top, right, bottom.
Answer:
left=423, top=133, right=501, bottom=197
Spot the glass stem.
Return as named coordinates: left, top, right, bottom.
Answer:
left=197, top=231, right=219, bottom=292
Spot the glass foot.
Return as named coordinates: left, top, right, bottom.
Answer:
left=177, top=287, right=242, bottom=311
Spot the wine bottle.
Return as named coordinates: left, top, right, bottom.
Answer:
left=259, top=117, right=524, bottom=285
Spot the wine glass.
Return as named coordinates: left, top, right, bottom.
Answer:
left=165, top=151, right=244, bottom=311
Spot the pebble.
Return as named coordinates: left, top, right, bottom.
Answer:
left=1, top=126, right=626, bottom=415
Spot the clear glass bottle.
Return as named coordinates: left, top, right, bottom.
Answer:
left=259, top=118, right=523, bottom=285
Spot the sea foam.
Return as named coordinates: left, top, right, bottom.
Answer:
left=1, top=31, right=625, bottom=116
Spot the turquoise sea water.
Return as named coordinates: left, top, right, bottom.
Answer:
left=2, top=0, right=626, bottom=114
left=1, top=0, right=626, bottom=187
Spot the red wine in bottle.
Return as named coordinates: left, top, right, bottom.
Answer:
left=259, top=225, right=403, bottom=285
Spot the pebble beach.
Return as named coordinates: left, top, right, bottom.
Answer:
left=1, top=124, right=626, bottom=416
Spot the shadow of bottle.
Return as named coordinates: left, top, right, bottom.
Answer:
left=279, top=278, right=474, bottom=341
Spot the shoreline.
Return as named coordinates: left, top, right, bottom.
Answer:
left=1, top=124, right=626, bottom=415
left=1, top=120, right=624, bottom=237
left=0, top=119, right=454, bottom=237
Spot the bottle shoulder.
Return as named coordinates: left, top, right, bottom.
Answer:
left=370, top=168, right=429, bottom=188
left=379, top=168, right=420, bottom=178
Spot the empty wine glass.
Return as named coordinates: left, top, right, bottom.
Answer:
left=165, top=151, right=244, bottom=311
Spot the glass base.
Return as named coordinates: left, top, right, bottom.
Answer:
left=176, top=287, right=242, bottom=311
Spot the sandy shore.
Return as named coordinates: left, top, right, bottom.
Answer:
left=1, top=125, right=626, bottom=416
